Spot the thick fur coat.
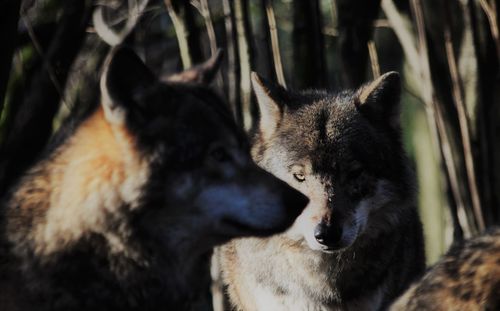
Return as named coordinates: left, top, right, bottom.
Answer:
left=0, top=48, right=308, bottom=311
left=221, top=72, right=425, bottom=310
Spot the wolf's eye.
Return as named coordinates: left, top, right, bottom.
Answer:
left=293, top=173, right=306, bottom=182
left=345, top=162, right=364, bottom=180
left=209, top=147, right=231, bottom=162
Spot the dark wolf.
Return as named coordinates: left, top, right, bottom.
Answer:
left=391, top=228, right=500, bottom=311
left=221, top=72, right=425, bottom=310
left=0, top=48, right=308, bottom=311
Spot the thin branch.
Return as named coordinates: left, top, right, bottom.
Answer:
left=165, top=0, right=192, bottom=68
left=383, top=0, right=469, bottom=237
left=468, top=0, right=498, bottom=225
left=222, top=0, right=242, bottom=125
left=336, top=0, right=381, bottom=87
left=382, top=0, right=420, bottom=84
left=367, top=40, right=380, bottom=78
left=93, top=0, right=149, bottom=46
left=191, top=0, right=217, bottom=55
left=410, top=0, right=473, bottom=236
left=264, top=0, right=286, bottom=87
left=329, top=0, right=338, bottom=29
left=432, top=99, right=469, bottom=239
left=234, top=0, right=253, bottom=131
left=22, top=12, right=66, bottom=107
left=443, top=0, right=485, bottom=231
left=478, top=0, right=500, bottom=61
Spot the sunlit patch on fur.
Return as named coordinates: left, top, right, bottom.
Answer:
left=25, top=108, right=151, bottom=256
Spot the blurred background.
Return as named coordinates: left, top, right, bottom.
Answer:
left=1, top=0, right=499, bottom=264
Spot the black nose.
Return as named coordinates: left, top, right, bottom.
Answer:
left=314, top=222, right=343, bottom=247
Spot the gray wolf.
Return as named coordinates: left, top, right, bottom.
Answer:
left=0, top=48, right=308, bottom=311
left=221, top=71, right=425, bottom=310
left=391, top=228, right=500, bottom=311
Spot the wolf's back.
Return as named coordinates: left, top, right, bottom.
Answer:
left=391, top=228, right=500, bottom=311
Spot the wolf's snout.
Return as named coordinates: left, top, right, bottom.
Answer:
left=314, top=221, right=343, bottom=249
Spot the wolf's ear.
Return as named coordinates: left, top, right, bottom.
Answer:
left=355, top=71, right=401, bottom=129
left=252, top=72, right=287, bottom=140
left=100, top=47, right=157, bottom=124
left=163, top=49, right=223, bottom=84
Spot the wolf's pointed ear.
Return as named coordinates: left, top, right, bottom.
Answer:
left=252, top=72, right=287, bottom=140
left=163, top=49, right=223, bottom=84
left=355, top=71, right=401, bottom=129
left=100, top=47, right=157, bottom=124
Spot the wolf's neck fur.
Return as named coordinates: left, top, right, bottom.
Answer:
left=225, top=200, right=424, bottom=310
left=6, top=107, right=149, bottom=258
left=2, top=107, right=212, bottom=309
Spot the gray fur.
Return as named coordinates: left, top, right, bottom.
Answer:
left=221, top=72, right=425, bottom=310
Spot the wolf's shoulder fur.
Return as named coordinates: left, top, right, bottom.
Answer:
left=221, top=72, right=425, bottom=310
left=391, top=228, right=500, bottom=311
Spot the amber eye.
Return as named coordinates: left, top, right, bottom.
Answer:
left=293, top=172, right=306, bottom=182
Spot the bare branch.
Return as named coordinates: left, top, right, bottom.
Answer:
left=264, top=0, right=286, bottom=87
left=93, top=0, right=149, bottom=46
left=222, top=0, right=242, bottom=125
left=234, top=0, right=253, bottom=131
left=381, top=0, right=420, bottom=86
left=478, top=0, right=500, bottom=61
left=336, top=0, right=381, bottom=87
left=22, top=12, right=65, bottom=106
left=367, top=40, right=380, bottom=79
left=165, top=0, right=192, bottom=68
left=383, top=0, right=469, bottom=238
left=443, top=0, right=485, bottom=231
left=192, top=0, right=217, bottom=55
left=410, top=0, right=474, bottom=236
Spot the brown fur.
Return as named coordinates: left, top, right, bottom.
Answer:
left=7, top=107, right=148, bottom=258
left=391, top=228, right=500, bottom=311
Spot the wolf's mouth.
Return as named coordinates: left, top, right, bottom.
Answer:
left=319, top=245, right=346, bottom=254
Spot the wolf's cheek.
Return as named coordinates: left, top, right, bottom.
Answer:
left=341, top=180, right=396, bottom=243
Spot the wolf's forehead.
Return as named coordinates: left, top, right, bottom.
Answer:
left=290, top=100, right=356, bottom=146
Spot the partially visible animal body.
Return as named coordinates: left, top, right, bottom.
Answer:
left=221, top=72, right=425, bottom=310
left=391, top=228, right=500, bottom=311
left=0, top=48, right=308, bottom=311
